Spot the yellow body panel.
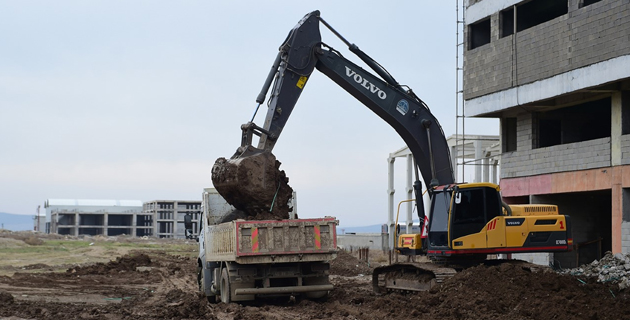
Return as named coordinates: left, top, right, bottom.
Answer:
left=505, top=220, right=529, bottom=247
left=452, top=231, right=486, bottom=249
left=398, top=234, right=423, bottom=250
left=486, top=217, right=506, bottom=248
left=451, top=215, right=568, bottom=249
left=457, top=182, right=501, bottom=191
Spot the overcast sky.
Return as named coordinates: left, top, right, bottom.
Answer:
left=0, top=1, right=498, bottom=227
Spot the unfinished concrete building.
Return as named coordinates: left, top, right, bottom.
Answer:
left=44, top=199, right=151, bottom=237
left=142, top=200, right=201, bottom=238
left=464, top=0, right=630, bottom=267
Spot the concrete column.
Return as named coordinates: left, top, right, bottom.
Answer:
left=568, top=0, right=580, bottom=13
left=104, top=213, right=108, bottom=236
left=474, top=141, right=483, bottom=182
left=612, top=167, right=623, bottom=253
left=622, top=188, right=630, bottom=254
left=612, top=92, right=623, bottom=166
left=387, top=156, right=395, bottom=249
left=74, top=213, right=79, bottom=236
left=492, top=159, right=499, bottom=184
left=482, top=156, right=490, bottom=182
left=406, top=154, right=413, bottom=234
left=490, top=12, right=500, bottom=41
left=132, top=213, right=137, bottom=238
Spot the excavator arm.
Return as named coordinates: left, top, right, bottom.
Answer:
left=242, top=10, right=454, bottom=195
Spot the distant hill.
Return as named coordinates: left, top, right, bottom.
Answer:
left=0, top=212, right=35, bottom=231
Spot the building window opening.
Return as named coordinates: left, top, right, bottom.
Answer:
left=581, top=0, right=602, bottom=7
left=500, top=7, right=514, bottom=37
left=468, top=18, right=491, bottom=50
left=536, top=97, right=611, bottom=148
left=516, top=0, right=568, bottom=32
left=108, top=215, right=133, bottom=226
left=502, top=117, right=517, bottom=152
left=538, top=119, right=562, bottom=148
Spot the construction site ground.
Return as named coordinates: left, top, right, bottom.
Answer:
left=1, top=231, right=630, bottom=320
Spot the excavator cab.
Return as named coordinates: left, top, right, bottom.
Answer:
left=425, top=183, right=505, bottom=261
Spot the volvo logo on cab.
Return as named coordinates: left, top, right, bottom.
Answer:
left=345, top=66, right=387, bottom=100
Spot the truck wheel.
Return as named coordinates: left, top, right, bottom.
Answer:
left=220, top=268, right=231, bottom=304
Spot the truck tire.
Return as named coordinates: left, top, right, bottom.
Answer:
left=220, top=268, right=231, bottom=304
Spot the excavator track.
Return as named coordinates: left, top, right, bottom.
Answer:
left=372, top=259, right=551, bottom=294
left=372, top=262, right=457, bottom=293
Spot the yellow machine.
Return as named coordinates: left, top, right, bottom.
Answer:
left=373, top=182, right=572, bottom=292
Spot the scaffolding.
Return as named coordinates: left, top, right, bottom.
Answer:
left=455, top=0, right=466, bottom=181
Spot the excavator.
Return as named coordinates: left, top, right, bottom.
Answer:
left=213, top=10, right=573, bottom=293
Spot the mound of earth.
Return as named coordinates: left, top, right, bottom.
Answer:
left=2, top=247, right=630, bottom=320
left=426, top=262, right=629, bottom=320
left=67, top=253, right=151, bottom=275
left=330, top=250, right=372, bottom=276
left=0, top=291, right=14, bottom=304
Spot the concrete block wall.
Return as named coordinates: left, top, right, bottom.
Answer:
left=337, top=233, right=386, bottom=251
left=512, top=253, right=551, bottom=266
left=501, top=137, right=611, bottom=178
left=464, top=0, right=630, bottom=100
left=621, top=134, right=630, bottom=165
left=515, top=15, right=571, bottom=85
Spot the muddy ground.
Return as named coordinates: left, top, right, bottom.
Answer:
left=1, top=239, right=630, bottom=320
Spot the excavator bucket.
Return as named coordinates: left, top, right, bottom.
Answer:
left=211, top=147, right=293, bottom=220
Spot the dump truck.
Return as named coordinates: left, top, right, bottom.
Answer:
left=194, top=188, right=337, bottom=303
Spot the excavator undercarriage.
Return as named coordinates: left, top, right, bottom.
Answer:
left=372, top=262, right=457, bottom=293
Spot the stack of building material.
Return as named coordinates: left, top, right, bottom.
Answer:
left=562, top=252, right=630, bottom=290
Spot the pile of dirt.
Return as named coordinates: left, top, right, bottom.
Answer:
left=330, top=250, right=373, bottom=276
left=3, top=246, right=630, bottom=320
left=21, top=263, right=51, bottom=270
left=211, top=148, right=293, bottom=220
left=426, top=262, right=629, bottom=320
left=67, top=253, right=152, bottom=275
left=0, top=291, right=13, bottom=304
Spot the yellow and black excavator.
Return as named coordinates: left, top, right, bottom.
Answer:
left=216, top=10, right=573, bottom=293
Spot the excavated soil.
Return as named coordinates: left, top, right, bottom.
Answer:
left=211, top=149, right=293, bottom=220
left=2, top=249, right=630, bottom=319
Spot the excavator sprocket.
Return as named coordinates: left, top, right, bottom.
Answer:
left=372, top=262, right=457, bottom=293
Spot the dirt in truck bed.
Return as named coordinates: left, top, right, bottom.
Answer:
left=211, top=149, right=293, bottom=221
left=2, top=233, right=630, bottom=320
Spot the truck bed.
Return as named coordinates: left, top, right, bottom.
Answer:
left=205, top=217, right=337, bottom=264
